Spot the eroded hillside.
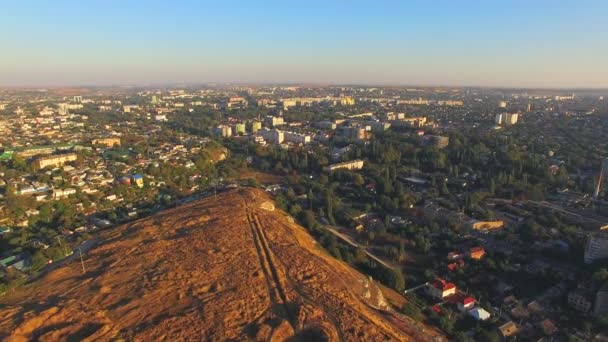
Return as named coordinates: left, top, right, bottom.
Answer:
left=0, top=188, right=443, bottom=341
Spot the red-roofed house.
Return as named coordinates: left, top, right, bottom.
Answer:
left=457, top=296, right=476, bottom=312
left=469, top=247, right=485, bottom=260
left=428, top=278, right=457, bottom=299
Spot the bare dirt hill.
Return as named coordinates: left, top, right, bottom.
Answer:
left=0, top=188, right=444, bottom=341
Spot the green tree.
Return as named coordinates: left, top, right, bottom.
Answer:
left=476, top=328, right=500, bottom=342
left=353, top=174, right=365, bottom=186
left=401, top=303, right=424, bottom=321
left=380, top=268, right=405, bottom=292
left=302, top=210, right=317, bottom=229
left=593, top=268, right=608, bottom=283
left=307, top=189, right=314, bottom=210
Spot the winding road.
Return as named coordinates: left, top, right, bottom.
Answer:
left=323, top=226, right=396, bottom=270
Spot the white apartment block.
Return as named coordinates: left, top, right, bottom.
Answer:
left=584, top=233, right=608, bottom=264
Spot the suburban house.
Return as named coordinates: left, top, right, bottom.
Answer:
left=428, top=278, right=457, bottom=299
left=457, top=296, right=476, bottom=312
left=498, top=321, right=520, bottom=338
left=567, top=288, right=593, bottom=313
left=468, top=307, right=491, bottom=321
left=469, top=246, right=486, bottom=260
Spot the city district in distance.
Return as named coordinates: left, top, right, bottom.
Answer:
left=1, top=85, right=608, bottom=341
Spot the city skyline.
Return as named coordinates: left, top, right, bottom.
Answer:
left=2, top=2, right=608, bottom=339
left=1, top=0, right=608, bottom=88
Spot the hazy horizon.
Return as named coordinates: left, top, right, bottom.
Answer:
left=2, top=0, right=607, bottom=88
left=2, top=82, right=608, bottom=92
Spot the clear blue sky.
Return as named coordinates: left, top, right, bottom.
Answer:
left=1, top=0, right=607, bottom=88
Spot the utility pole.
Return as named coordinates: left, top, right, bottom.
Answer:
left=56, top=236, right=69, bottom=257
left=79, top=246, right=86, bottom=274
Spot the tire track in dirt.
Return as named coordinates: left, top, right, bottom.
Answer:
left=251, top=214, right=290, bottom=307
left=246, top=213, right=276, bottom=302
left=246, top=210, right=297, bottom=333
left=246, top=191, right=429, bottom=340
left=249, top=212, right=297, bottom=331
left=255, top=209, right=410, bottom=341
left=252, top=210, right=348, bottom=341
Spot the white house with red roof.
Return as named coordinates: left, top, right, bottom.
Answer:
left=428, top=278, right=457, bottom=299
left=457, top=296, right=476, bottom=312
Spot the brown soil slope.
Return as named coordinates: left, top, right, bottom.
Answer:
left=0, top=188, right=443, bottom=341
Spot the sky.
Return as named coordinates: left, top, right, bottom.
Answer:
left=1, top=0, right=607, bottom=88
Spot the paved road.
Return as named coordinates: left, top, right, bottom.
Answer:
left=324, top=226, right=396, bottom=270
left=527, top=200, right=608, bottom=226
left=403, top=282, right=429, bottom=294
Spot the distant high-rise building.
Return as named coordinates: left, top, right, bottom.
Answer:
left=123, top=105, right=139, bottom=113
left=437, top=100, right=464, bottom=106
left=256, top=128, right=284, bottom=144
left=73, top=96, right=83, bottom=103
left=58, top=103, right=69, bottom=115
left=600, top=96, right=608, bottom=113
left=249, top=121, right=262, bottom=134
left=398, top=97, right=429, bottom=105
left=499, top=100, right=507, bottom=108
left=568, top=288, right=593, bottom=313
left=151, top=95, right=159, bottom=104
left=233, top=123, right=246, bottom=135
left=505, top=112, right=518, bottom=125
left=92, top=137, right=121, bottom=147
left=554, top=94, right=575, bottom=101
left=154, top=114, right=168, bottom=122
left=213, top=125, right=232, bottom=138
left=336, top=126, right=367, bottom=141
left=340, top=97, right=355, bottom=106
left=496, top=112, right=518, bottom=126
left=526, top=103, right=532, bottom=112
left=32, top=153, right=78, bottom=170
left=584, top=231, right=608, bottom=264
left=315, top=121, right=337, bottom=130
left=284, top=131, right=311, bottom=145
left=594, top=158, right=608, bottom=199
left=495, top=113, right=504, bottom=125
left=264, top=116, right=285, bottom=127
left=595, top=283, right=608, bottom=316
